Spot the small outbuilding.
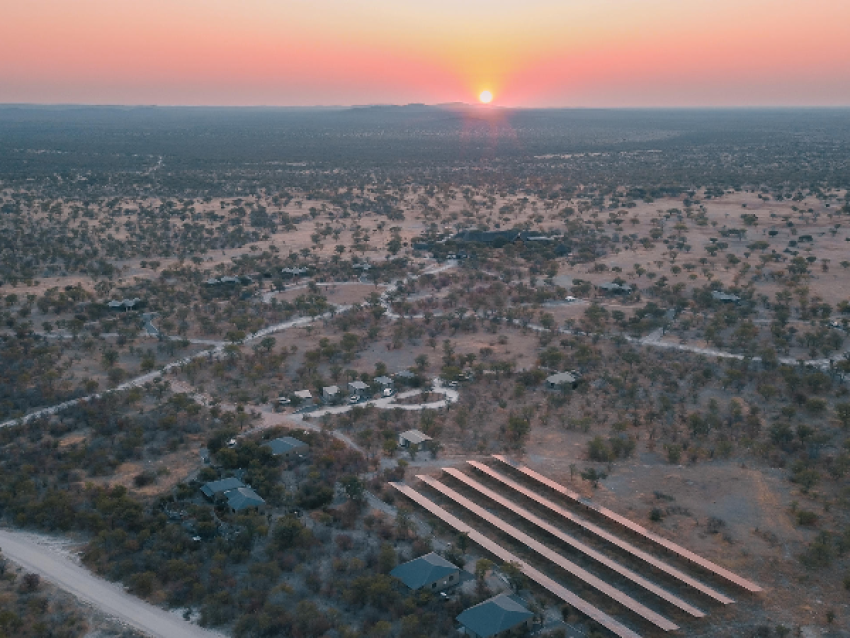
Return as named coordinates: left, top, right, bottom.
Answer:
left=598, top=282, right=632, bottom=295
left=546, top=371, right=579, bottom=390
left=293, top=389, right=314, bottom=405
left=712, top=291, right=741, bottom=303
left=264, top=436, right=309, bottom=458
left=456, top=594, right=533, bottom=638
left=398, top=429, right=432, bottom=449
left=374, top=376, right=394, bottom=389
left=225, top=487, right=266, bottom=514
left=348, top=380, right=369, bottom=398
left=322, top=385, right=341, bottom=403
left=390, top=552, right=460, bottom=592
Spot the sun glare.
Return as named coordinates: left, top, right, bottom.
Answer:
left=479, top=90, right=493, bottom=104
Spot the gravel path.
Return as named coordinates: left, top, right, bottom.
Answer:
left=0, top=529, right=223, bottom=638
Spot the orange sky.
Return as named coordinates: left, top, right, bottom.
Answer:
left=2, top=0, right=850, bottom=107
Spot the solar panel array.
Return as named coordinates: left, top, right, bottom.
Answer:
left=391, top=455, right=762, bottom=638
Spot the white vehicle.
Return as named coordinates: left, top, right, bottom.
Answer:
left=382, top=388, right=395, bottom=398
left=565, top=296, right=577, bottom=302
left=448, top=381, right=459, bottom=389
left=349, top=395, right=360, bottom=404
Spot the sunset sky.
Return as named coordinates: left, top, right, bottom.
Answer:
left=2, top=0, right=850, bottom=107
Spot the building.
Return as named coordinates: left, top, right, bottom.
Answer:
left=712, top=291, right=741, bottom=303
left=200, top=477, right=246, bottom=501
left=390, top=552, right=460, bottom=592
left=264, top=436, right=309, bottom=458
left=374, top=376, right=394, bottom=389
left=348, top=380, right=369, bottom=398
left=398, top=429, right=432, bottom=449
left=293, top=389, right=314, bottom=405
left=225, top=487, right=266, bottom=514
left=546, top=371, right=579, bottom=390
left=453, top=229, right=522, bottom=245
left=107, top=297, right=142, bottom=311
left=322, top=385, right=341, bottom=403
left=598, top=282, right=632, bottom=295
left=456, top=594, right=533, bottom=638
left=375, top=376, right=394, bottom=396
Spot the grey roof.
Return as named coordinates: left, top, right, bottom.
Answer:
left=399, top=429, right=432, bottom=445
left=547, top=372, right=577, bottom=386
left=225, top=487, right=266, bottom=512
left=349, top=381, right=369, bottom=391
left=293, top=389, right=313, bottom=400
left=201, top=477, right=245, bottom=498
left=108, top=297, right=141, bottom=308
left=390, top=552, right=458, bottom=590
left=264, top=436, right=309, bottom=456
left=712, top=291, right=741, bottom=302
left=453, top=229, right=522, bottom=244
left=323, top=385, right=340, bottom=395
left=456, top=594, right=533, bottom=638
left=374, top=376, right=394, bottom=386
left=598, top=282, right=632, bottom=292
left=395, top=370, right=416, bottom=379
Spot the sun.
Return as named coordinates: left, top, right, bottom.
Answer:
left=479, top=90, right=493, bottom=104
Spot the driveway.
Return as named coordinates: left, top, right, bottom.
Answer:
left=0, top=529, right=224, bottom=638
left=303, top=383, right=458, bottom=419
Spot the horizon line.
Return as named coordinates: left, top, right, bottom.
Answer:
left=2, top=102, right=850, bottom=111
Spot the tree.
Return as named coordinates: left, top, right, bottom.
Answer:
left=378, top=543, right=396, bottom=573
left=260, top=336, right=276, bottom=353
left=340, top=475, right=364, bottom=501
left=500, top=561, right=526, bottom=590
left=836, top=403, right=850, bottom=428
left=102, top=349, right=119, bottom=368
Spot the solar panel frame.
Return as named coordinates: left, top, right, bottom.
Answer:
left=442, top=467, right=705, bottom=618
left=416, top=474, right=679, bottom=632
left=389, top=481, right=645, bottom=638
left=492, top=455, right=763, bottom=593
left=468, top=460, right=734, bottom=604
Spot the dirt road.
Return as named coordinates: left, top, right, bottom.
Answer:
left=0, top=529, right=223, bottom=638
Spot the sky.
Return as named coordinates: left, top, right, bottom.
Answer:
left=2, top=0, right=850, bottom=108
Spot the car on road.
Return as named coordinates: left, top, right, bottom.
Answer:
left=349, top=395, right=360, bottom=404
left=448, top=381, right=459, bottom=389
left=382, top=388, right=395, bottom=398
left=565, top=295, right=577, bottom=302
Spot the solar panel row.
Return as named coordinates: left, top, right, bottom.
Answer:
left=467, top=460, right=734, bottom=604
left=441, top=467, right=706, bottom=617
left=492, top=455, right=762, bottom=593
left=416, top=474, right=679, bottom=631
left=389, top=482, right=644, bottom=638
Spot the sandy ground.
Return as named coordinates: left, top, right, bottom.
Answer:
left=0, top=529, right=225, bottom=638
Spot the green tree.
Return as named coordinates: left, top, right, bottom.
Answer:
left=835, top=403, right=850, bottom=428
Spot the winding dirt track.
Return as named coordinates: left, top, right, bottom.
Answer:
left=0, top=529, right=223, bottom=638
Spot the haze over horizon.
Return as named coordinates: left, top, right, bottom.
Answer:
left=3, top=0, right=850, bottom=109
